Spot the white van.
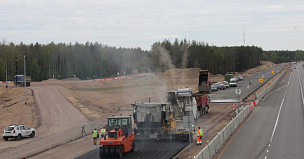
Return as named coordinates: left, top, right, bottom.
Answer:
left=229, top=78, right=237, bottom=87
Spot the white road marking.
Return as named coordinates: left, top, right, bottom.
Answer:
left=270, top=71, right=292, bottom=142
left=297, top=70, right=304, bottom=106
left=269, top=85, right=287, bottom=94
left=264, top=69, right=292, bottom=159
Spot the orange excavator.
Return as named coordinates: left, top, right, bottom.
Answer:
left=99, top=116, right=135, bottom=158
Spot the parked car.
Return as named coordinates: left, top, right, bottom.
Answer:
left=222, top=81, right=230, bottom=88
left=219, top=84, right=226, bottom=90
left=230, top=78, right=237, bottom=87
left=211, top=85, right=218, bottom=91
left=237, top=76, right=244, bottom=81
left=2, top=125, right=35, bottom=141
left=213, top=83, right=220, bottom=90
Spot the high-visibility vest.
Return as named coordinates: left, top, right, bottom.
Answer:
left=199, top=129, right=203, bottom=136
left=100, top=128, right=106, bottom=135
left=197, top=129, right=203, bottom=137
left=92, top=130, right=98, bottom=137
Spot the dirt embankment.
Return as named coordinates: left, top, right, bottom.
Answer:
left=0, top=86, right=37, bottom=132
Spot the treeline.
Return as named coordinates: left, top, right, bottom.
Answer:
left=262, top=50, right=304, bottom=63
left=0, top=39, right=303, bottom=81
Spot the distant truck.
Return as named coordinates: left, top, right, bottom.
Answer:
left=14, top=75, right=31, bottom=86
left=198, top=70, right=211, bottom=93
left=225, top=74, right=233, bottom=82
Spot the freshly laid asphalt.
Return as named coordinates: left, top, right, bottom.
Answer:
left=75, top=141, right=188, bottom=159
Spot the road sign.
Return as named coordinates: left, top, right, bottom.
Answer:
left=259, top=78, right=263, bottom=83
left=235, top=88, right=241, bottom=95
left=271, top=70, right=274, bottom=74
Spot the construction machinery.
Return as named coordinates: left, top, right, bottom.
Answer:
left=132, top=102, right=183, bottom=141
left=198, top=70, right=211, bottom=93
left=131, top=70, right=210, bottom=141
left=99, top=116, right=135, bottom=158
left=14, top=75, right=31, bottom=86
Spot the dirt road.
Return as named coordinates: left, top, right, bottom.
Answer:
left=32, top=85, right=89, bottom=136
left=0, top=84, right=99, bottom=159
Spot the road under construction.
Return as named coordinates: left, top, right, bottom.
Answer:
left=0, top=62, right=286, bottom=159
left=77, top=64, right=285, bottom=159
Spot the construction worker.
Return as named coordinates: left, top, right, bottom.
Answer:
left=100, top=126, right=107, bottom=139
left=249, top=79, right=252, bottom=85
left=92, top=128, right=98, bottom=145
left=197, top=127, right=203, bottom=145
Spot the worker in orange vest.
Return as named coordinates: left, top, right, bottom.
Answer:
left=197, top=127, right=203, bottom=145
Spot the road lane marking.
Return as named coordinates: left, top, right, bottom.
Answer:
left=258, top=71, right=291, bottom=159
left=298, top=70, right=304, bottom=106
left=270, top=71, right=292, bottom=142
left=269, top=85, right=287, bottom=94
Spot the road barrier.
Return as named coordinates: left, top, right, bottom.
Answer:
left=195, top=105, right=250, bottom=159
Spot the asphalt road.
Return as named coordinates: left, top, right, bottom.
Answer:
left=76, top=141, right=188, bottom=159
left=209, top=64, right=285, bottom=102
left=220, top=63, right=304, bottom=159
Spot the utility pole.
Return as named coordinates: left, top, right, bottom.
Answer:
left=5, top=54, right=8, bottom=88
left=24, top=55, right=27, bottom=105
left=243, top=30, right=245, bottom=46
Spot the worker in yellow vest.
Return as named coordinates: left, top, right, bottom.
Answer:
left=92, top=128, right=98, bottom=145
left=197, top=127, right=203, bottom=145
left=100, top=126, right=107, bottom=139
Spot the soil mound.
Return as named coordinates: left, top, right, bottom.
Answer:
left=41, top=78, right=59, bottom=83
left=62, top=77, right=81, bottom=81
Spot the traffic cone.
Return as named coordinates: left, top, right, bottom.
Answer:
left=240, top=98, right=243, bottom=104
left=232, top=104, right=235, bottom=111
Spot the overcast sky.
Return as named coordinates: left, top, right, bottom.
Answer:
left=1, top=0, right=303, bottom=51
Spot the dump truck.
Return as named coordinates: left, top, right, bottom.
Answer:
left=198, top=70, right=211, bottom=93
left=224, top=73, right=233, bottom=82
left=14, top=75, right=31, bottom=86
left=99, top=116, right=135, bottom=158
left=193, top=92, right=209, bottom=116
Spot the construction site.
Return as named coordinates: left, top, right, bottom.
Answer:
left=0, top=61, right=282, bottom=159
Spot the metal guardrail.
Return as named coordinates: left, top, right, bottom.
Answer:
left=195, top=105, right=250, bottom=159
